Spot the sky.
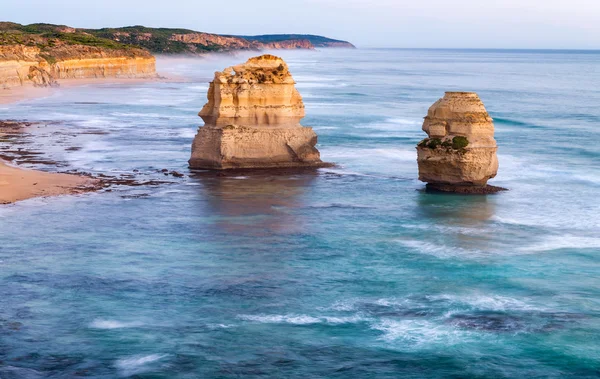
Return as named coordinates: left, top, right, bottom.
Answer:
left=3, top=0, right=600, bottom=49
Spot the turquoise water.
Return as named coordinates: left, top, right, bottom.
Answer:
left=1, top=49, right=599, bottom=378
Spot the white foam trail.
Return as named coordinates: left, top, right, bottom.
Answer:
left=354, top=118, right=420, bottom=131
left=177, top=129, right=197, bottom=139
left=115, top=354, right=167, bottom=377
left=520, top=235, right=600, bottom=252
left=90, top=319, right=143, bottom=329
left=206, top=323, right=235, bottom=329
left=371, top=319, right=474, bottom=347
left=428, top=294, right=543, bottom=312
left=398, top=240, right=486, bottom=259
left=239, top=314, right=320, bottom=324
left=330, top=293, right=546, bottom=313
left=238, top=314, right=366, bottom=325
left=324, top=147, right=415, bottom=162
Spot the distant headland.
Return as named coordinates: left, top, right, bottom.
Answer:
left=0, top=22, right=354, bottom=90
left=0, top=22, right=355, bottom=55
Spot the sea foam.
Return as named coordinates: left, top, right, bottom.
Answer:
left=115, top=354, right=167, bottom=377
left=90, top=319, right=143, bottom=329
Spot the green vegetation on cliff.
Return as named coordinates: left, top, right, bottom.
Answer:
left=83, top=26, right=232, bottom=54
left=237, top=34, right=355, bottom=48
left=0, top=23, right=355, bottom=55
left=0, top=23, right=133, bottom=50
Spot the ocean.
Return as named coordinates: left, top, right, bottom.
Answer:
left=1, top=49, right=599, bottom=378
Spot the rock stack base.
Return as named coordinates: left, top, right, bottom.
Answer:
left=417, top=92, right=503, bottom=193
left=189, top=55, right=328, bottom=170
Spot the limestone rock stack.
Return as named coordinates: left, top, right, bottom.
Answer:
left=189, top=55, right=326, bottom=169
left=416, top=92, right=503, bottom=193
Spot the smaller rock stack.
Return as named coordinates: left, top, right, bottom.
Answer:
left=189, top=55, right=327, bottom=170
left=416, top=92, right=504, bottom=194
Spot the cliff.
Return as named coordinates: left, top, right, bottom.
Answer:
left=84, top=26, right=354, bottom=54
left=189, top=55, right=327, bottom=169
left=239, top=34, right=356, bottom=49
left=0, top=24, right=156, bottom=88
left=1, top=23, right=354, bottom=62
left=416, top=92, right=504, bottom=194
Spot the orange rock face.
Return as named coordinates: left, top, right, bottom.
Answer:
left=190, top=55, right=326, bottom=170
left=416, top=92, right=500, bottom=190
left=0, top=45, right=156, bottom=88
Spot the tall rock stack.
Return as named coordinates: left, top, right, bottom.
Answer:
left=189, top=55, right=327, bottom=170
left=416, top=92, right=504, bottom=193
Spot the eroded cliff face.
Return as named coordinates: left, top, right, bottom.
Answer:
left=169, top=33, right=253, bottom=50
left=257, top=39, right=314, bottom=50
left=0, top=44, right=156, bottom=88
left=190, top=55, right=326, bottom=170
left=416, top=92, right=502, bottom=193
left=166, top=33, right=315, bottom=51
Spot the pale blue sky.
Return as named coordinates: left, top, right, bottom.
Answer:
left=3, top=0, right=600, bottom=49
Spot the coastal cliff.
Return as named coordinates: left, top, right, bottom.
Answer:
left=0, top=24, right=156, bottom=88
left=190, top=55, right=327, bottom=169
left=85, top=26, right=355, bottom=54
left=0, top=45, right=155, bottom=88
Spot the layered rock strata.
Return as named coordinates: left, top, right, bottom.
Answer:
left=189, top=55, right=326, bottom=169
left=0, top=45, right=156, bottom=88
left=416, top=92, right=504, bottom=193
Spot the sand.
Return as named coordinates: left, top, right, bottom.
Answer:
left=0, top=160, right=98, bottom=204
left=0, top=85, right=54, bottom=105
left=0, top=76, right=169, bottom=203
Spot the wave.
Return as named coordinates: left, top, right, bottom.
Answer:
left=89, top=319, right=143, bottom=329
left=520, top=235, right=600, bottom=253
left=397, top=240, right=487, bottom=259
left=330, top=293, right=545, bottom=315
left=115, top=354, right=167, bottom=377
left=492, top=116, right=549, bottom=129
left=312, top=126, right=339, bottom=130
left=238, top=314, right=367, bottom=325
left=371, top=319, right=474, bottom=347
left=177, top=129, right=197, bottom=139
left=353, top=118, right=420, bottom=132
left=323, top=147, right=416, bottom=162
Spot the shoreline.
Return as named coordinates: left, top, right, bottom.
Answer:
left=0, top=159, right=99, bottom=204
left=0, top=119, right=102, bottom=205
left=0, top=76, right=168, bottom=105
left=0, top=77, right=164, bottom=204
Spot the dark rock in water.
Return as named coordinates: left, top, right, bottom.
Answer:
left=170, top=171, right=185, bottom=178
left=190, top=166, right=330, bottom=178
left=426, top=183, right=508, bottom=194
left=447, top=312, right=525, bottom=332
left=447, top=310, right=586, bottom=333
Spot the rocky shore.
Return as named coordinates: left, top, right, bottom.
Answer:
left=0, top=120, right=184, bottom=204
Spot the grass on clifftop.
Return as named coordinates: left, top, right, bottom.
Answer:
left=85, top=26, right=241, bottom=54
left=237, top=34, right=354, bottom=47
left=0, top=23, right=134, bottom=51
left=1, top=22, right=354, bottom=55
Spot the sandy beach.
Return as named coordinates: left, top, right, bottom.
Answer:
left=0, top=160, right=97, bottom=204
left=0, top=85, right=54, bottom=105
left=0, top=76, right=168, bottom=203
